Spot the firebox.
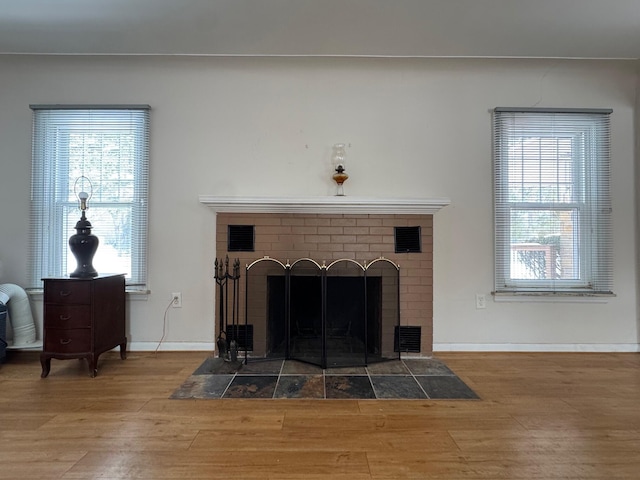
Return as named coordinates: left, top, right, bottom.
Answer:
left=245, top=257, right=400, bottom=369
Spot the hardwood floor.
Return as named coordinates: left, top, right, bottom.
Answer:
left=1, top=350, right=639, bottom=479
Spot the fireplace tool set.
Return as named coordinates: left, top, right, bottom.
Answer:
left=214, top=256, right=241, bottom=362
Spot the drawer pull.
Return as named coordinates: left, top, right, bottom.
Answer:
left=59, top=314, right=71, bottom=321
left=59, top=290, right=71, bottom=297
left=60, top=339, right=72, bottom=345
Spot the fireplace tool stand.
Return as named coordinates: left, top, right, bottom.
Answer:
left=214, top=256, right=241, bottom=362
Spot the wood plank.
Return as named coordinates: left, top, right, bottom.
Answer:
left=0, top=350, right=639, bottom=479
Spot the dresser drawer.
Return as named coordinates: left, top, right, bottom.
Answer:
left=44, top=328, right=91, bottom=353
left=44, top=280, right=91, bottom=304
left=45, top=305, right=92, bottom=329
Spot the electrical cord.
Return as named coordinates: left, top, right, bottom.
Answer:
left=154, top=297, right=175, bottom=356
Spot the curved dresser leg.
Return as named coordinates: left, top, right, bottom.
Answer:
left=120, top=339, right=127, bottom=360
left=88, top=354, right=98, bottom=377
left=40, top=355, right=51, bottom=378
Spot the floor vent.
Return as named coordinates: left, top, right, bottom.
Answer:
left=226, top=324, right=254, bottom=351
left=228, top=225, right=255, bottom=252
left=394, top=326, right=422, bottom=353
left=394, top=226, right=422, bottom=253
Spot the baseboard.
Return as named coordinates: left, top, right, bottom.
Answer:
left=128, top=342, right=640, bottom=353
left=434, top=343, right=640, bottom=353
left=128, top=342, right=215, bottom=352
left=17, top=340, right=638, bottom=354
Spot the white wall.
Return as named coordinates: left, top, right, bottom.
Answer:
left=0, top=55, right=637, bottom=351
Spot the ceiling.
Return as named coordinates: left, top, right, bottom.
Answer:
left=1, top=0, right=639, bottom=59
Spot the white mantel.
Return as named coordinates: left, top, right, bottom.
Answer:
left=198, top=196, right=451, bottom=215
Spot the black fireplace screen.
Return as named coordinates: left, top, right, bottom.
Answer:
left=244, top=257, right=400, bottom=369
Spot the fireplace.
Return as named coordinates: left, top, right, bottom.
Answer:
left=200, top=196, right=450, bottom=361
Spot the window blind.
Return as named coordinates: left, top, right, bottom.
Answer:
left=493, top=108, right=612, bottom=294
left=29, top=105, right=150, bottom=289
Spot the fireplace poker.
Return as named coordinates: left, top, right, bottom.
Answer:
left=214, top=257, right=228, bottom=360
left=229, top=258, right=241, bottom=363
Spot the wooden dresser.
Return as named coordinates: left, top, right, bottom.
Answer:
left=40, top=274, right=127, bottom=378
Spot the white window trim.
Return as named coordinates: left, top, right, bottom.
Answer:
left=493, top=107, right=613, bottom=297
left=29, top=105, right=150, bottom=289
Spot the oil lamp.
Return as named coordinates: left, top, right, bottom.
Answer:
left=331, top=143, right=349, bottom=196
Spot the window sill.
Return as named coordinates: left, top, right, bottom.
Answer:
left=493, top=291, right=615, bottom=304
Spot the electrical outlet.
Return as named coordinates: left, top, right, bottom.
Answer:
left=475, top=293, right=486, bottom=309
left=171, top=292, right=182, bottom=308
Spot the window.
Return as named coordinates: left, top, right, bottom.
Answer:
left=493, top=108, right=612, bottom=295
left=29, top=106, right=150, bottom=289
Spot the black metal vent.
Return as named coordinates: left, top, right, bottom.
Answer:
left=394, top=226, right=422, bottom=253
left=226, top=324, right=254, bottom=351
left=394, top=326, right=422, bottom=353
left=228, top=225, right=255, bottom=252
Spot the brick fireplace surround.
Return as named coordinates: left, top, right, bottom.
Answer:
left=201, top=196, right=449, bottom=357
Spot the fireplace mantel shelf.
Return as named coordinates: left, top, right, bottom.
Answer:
left=199, top=196, right=450, bottom=215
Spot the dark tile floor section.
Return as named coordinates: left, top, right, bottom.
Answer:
left=172, top=357, right=479, bottom=400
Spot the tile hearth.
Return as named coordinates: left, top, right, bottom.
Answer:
left=171, top=357, right=479, bottom=400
